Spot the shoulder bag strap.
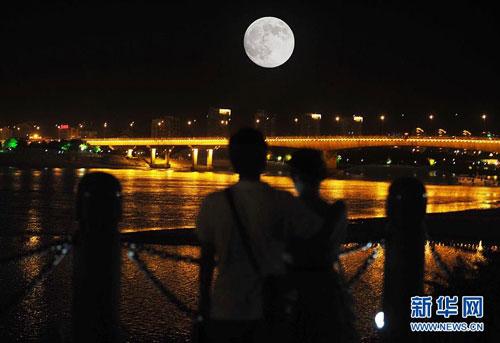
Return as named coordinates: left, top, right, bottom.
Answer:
left=224, top=188, right=262, bottom=276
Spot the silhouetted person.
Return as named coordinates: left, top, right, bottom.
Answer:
left=287, top=149, right=356, bottom=343
left=288, top=149, right=347, bottom=261
left=195, top=128, right=322, bottom=343
left=382, top=177, right=426, bottom=342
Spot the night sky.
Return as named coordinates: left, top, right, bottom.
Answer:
left=1, top=1, right=498, bottom=133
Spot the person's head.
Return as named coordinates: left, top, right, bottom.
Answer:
left=288, top=149, right=327, bottom=194
left=229, top=128, right=267, bottom=179
left=387, top=177, right=427, bottom=227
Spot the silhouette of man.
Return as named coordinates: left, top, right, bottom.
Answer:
left=196, top=128, right=322, bottom=343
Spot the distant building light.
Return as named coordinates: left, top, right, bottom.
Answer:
left=353, top=115, right=364, bottom=123
left=482, top=159, right=499, bottom=166
left=59, top=124, right=69, bottom=129
left=219, top=108, right=231, bottom=116
left=309, top=113, right=322, bottom=120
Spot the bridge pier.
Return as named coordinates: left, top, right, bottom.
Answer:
left=322, top=150, right=338, bottom=169
left=206, top=148, right=213, bottom=170
left=150, top=148, right=157, bottom=164
left=165, top=148, right=172, bottom=168
left=191, top=148, right=199, bottom=171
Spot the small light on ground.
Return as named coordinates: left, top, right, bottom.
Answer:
left=375, top=311, right=384, bottom=329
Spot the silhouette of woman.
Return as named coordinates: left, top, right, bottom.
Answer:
left=287, top=149, right=356, bottom=343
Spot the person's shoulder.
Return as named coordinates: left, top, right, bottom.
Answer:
left=268, top=186, right=295, bottom=200
left=266, top=187, right=300, bottom=208
left=197, top=189, right=229, bottom=230
left=201, top=189, right=227, bottom=206
left=329, top=200, right=346, bottom=212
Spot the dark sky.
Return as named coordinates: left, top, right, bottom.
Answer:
left=1, top=0, right=498, bottom=132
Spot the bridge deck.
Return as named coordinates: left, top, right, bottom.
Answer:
left=86, top=136, right=500, bottom=153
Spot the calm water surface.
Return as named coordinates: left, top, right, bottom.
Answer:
left=0, top=167, right=498, bottom=341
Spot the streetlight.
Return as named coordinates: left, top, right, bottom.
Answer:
left=428, top=114, right=435, bottom=135
left=379, top=115, right=385, bottom=135
left=353, top=115, right=363, bottom=135
left=334, top=116, right=342, bottom=135
left=481, top=114, right=487, bottom=133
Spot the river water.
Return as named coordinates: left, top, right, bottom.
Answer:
left=0, top=167, right=498, bottom=341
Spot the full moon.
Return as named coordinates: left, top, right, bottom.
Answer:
left=243, top=17, right=295, bottom=68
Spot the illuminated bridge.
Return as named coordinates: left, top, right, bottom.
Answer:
left=87, top=136, right=500, bottom=152
left=86, top=135, right=499, bottom=169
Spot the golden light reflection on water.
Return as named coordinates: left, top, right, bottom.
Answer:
left=90, top=169, right=499, bottom=228
left=2, top=168, right=499, bottom=341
